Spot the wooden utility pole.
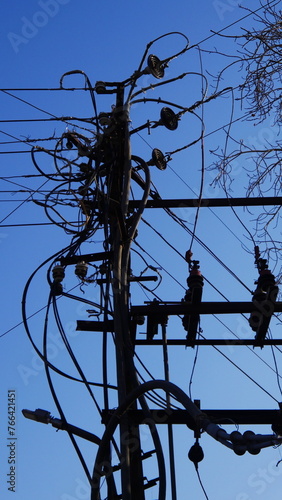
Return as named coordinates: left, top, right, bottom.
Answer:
left=108, top=84, right=145, bottom=500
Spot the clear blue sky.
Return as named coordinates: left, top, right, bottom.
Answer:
left=1, top=1, right=282, bottom=499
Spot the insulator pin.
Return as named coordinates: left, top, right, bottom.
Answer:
left=249, top=267, right=279, bottom=347
left=75, top=261, right=88, bottom=279
left=52, top=265, right=65, bottom=283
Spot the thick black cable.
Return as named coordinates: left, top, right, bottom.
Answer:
left=126, top=32, right=189, bottom=103
left=90, top=379, right=235, bottom=500
left=101, top=274, right=111, bottom=413
left=161, top=323, right=177, bottom=500
left=21, top=247, right=117, bottom=388
left=42, top=291, right=93, bottom=483
left=52, top=296, right=102, bottom=416
left=130, top=71, right=206, bottom=102
left=189, top=47, right=206, bottom=253
left=59, top=70, right=99, bottom=135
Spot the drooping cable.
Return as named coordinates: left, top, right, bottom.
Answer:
left=21, top=247, right=117, bottom=388
left=126, top=31, right=189, bottom=103
left=43, top=291, right=93, bottom=485
left=91, top=378, right=258, bottom=500
left=189, top=47, right=206, bottom=253
left=52, top=295, right=102, bottom=416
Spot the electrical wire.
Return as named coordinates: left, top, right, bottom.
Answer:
left=270, top=342, right=282, bottom=399
left=134, top=230, right=282, bottom=403
left=126, top=31, right=189, bottom=103
left=188, top=339, right=200, bottom=401
left=116, top=136, right=168, bottom=500
left=195, top=468, right=210, bottom=500
left=130, top=70, right=208, bottom=103
left=189, top=47, right=206, bottom=253
left=51, top=295, right=102, bottom=416
left=0, top=177, right=51, bottom=224
left=133, top=242, right=185, bottom=290
left=0, top=89, right=95, bottom=132
left=167, top=162, right=251, bottom=251
left=0, top=222, right=80, bottom=227
left=1, top=89, right=59, bottom=118
left=20, top=247, right=117, bottom=388
left=91, top=378, right=248, bottom=500
left=135, top=211, right=281, bottom=404
left=132, top=329, right=181, bottom=410
left=0, top=116, right=94, bottom=124
left=188, top=0, right=278, bottom=50
left=198, top=332, right=280, bottom=403
left=212, top=314, right=282, bottom=382
left=0, top=87, right=93, bottom=91
left=42, top=291, right=93, bottom=485
left=161, top=323, right=177, bottom=500
left=216, top=87, right=258, bottom=249
left=141, top=213, right=252, bottom=293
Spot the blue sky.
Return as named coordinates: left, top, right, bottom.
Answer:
left=1, top=1, right=282, bottom=499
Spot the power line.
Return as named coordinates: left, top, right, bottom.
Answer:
left=0, top=87, right=89, bottom=91
left=203, top=335, right=280, bottom=403
left=0, top=116, right=94, bottom=124
left=141, top=212, right=252, bottom=292
left=0, top=177, right=50, bottom=224
left=0, top=222, right=76, bottom=227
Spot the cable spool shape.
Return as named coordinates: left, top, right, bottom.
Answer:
left=188, top=440, right=204, bottom=468
left=243, top=431, right=260, bottom=455
left=147, top=54, right=165, bottom=79
left=160, top=107, right=178, bottom=130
